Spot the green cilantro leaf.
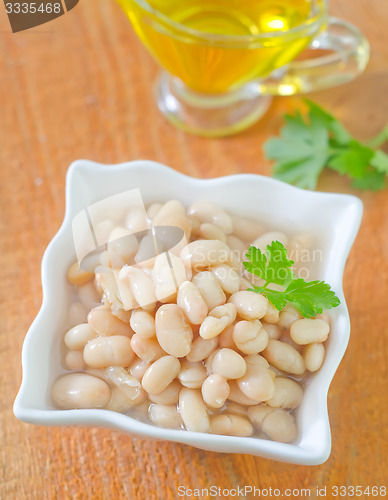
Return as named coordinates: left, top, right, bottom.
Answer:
left=244, top=242, right=340, bottom=318
left=265, top=100, right=388, bottom=191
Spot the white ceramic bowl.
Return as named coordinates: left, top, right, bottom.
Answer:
left=14, top=160, right=363, bottom=465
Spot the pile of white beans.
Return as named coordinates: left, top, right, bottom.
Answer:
left=52, top=200, right=330, bottom=443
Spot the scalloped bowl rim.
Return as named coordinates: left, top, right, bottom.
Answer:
left=14, top=159, right=363, bottom=465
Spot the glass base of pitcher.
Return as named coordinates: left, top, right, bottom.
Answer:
left=155, top=72, right=272, bottom=138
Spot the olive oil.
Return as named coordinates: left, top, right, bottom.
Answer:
left=118, top=0, right=324, bottom=93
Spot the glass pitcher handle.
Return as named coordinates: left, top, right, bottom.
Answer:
left=258, top=17, right=370, bottom=96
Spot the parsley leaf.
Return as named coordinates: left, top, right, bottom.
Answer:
left=370, top=149, right=388, bottom=173
left=244, top=241, right=294, bottom=287
left=264, top=100, right=388, bottom=191
left=351, top=170, right=386, bottom=191
left=304, top=99, right=352, bottom=145
left=328, top=140, right=374, bottom=178
left=244, top=242, right=341, bottom=318
left=264, top=107, right=331, bottom=189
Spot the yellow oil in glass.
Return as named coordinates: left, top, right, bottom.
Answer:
left=118, top=0, right=324, bottom=93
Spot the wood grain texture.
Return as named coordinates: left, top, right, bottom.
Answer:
left=1, top=1, right=387, bottom=498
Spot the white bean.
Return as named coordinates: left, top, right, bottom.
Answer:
left=266, top=377, right=303, bottom=409
left=228, top=291, right=268, bottom=321
left=52, top=373, right=111, bottom=409
left=99, top=251, right=110, bottom=268
left=107, top=227, right=138, bottom=268
left=244, top=354, right=269, bottom=369
left=263, top=302, right=280, bottom=324
left=155, top=304, right=193, bottom=357
left=105, top=366, right=146, bottom=404
left=159, top=212, right=192, bottom=241
left=142, top=356, right=181, bottom=395
left=231, top=215, right=264, bottom=242
left=217, top=323, right=237, bottom=349
left=261, top=322, right=281, bottom=340
left=188, top=201, right=233, bottom=234
left=226, top=235, right=247, bottom=257
left=303, top=343, right=325, bottom=371
left=67, top=261, right=94, bottom=286
left=205, top=350, right=218, bottom=374
left=228, top=381, right=260, bottom=406
left=278, top=304, right=301, bottom=329
left=110, top=305, right=132, bottom=323
left=78, top=281, right=101, bottom=311
left=130, top=334, right=165, bottom=363
left=211, top=265, right=240, bottom=294
left=199, top=304, right=236, bottom=340
left=153, top=199, right=185, bottom=225
left=178, top=360, right=207, bottom=389
left=177, top=281, right=208, bottom=325
left=130, top=310, right=156, bottom=338
left=125, top=208, right=148, bottom=233
left=149, top=380, right=181, bottom=405
left=147, top=202, right=162, bottom=221
left=207, top=303, right=237, bottom=322
left=119, top=266, right=156, bottom=312
left=83, top=336, right=134, bottom=368
left=134, top=234, right=163, bottom=268
left=64, top=350, right=86, bottom=371
left=239, top=278, right=252, bottom=291
left=288, top=234, right=313, bottom=264
left=180, top=240, right=231, bottom=269
left=210, top=348, right=246, bottom=379
left=128, top=357, right=151, bottom=380
left=290, top=318, right=330, bottom=345
left=153, top=200, right=191, bottom=240
left=188, top=215, right=201, bottom=238
left=192, top=271, right=226, bottom=310
left=262, top=339, right=305, bottom=375
left=115, top=269, right=137, bottom=311
left=186, top=336, right=218, bottom=363
left=94, top=268, right=123, bottom=309
left=64, top=323, right=97, bottom=350
left=148, top=404, right=182, bottom=429
left=201, top=374, right=230, bottom=408
left=199, top=223, right=226, bottom=243
left=106, top=386, right=146, bottom=412
left=152, top=252, right=187, bottom=302
left=232, top=320, right=269, bottom=354
left=88, top=306, right=132, bottom=337
left=237, top=363, right=275, bottom=402
left=225, top=402, right=248, bottom=418
left=179, top=388, right=210, bottom=432
left=252, top=231, right=288, bottom=252
left=210, top=414, right=253, bottom=437
left=248, top=405, right=297, bottom=443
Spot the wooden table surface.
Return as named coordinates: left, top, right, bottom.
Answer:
left=1, top=1, right=387, bottom=498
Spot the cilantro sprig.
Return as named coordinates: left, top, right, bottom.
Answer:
left=264, top=100, right=388, bottom=191
left=243, top=241, right=340, bottom=318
